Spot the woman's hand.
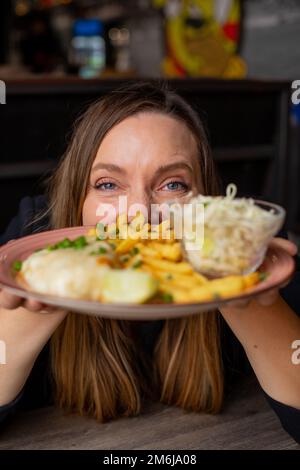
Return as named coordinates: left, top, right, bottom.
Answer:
left=219, top=237, right=300, bottom=408
left=226, top=237, right=298, bottom=309
left=0, top=288, right=57, bottom=313
left=0, top=239, right=58, bottom=313
left=0, top=244, right=68, bottom=407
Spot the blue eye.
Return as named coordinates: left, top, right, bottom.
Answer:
left=95, top=182, right=117, bottom=191
left=164, top=181, right=188, bottom=191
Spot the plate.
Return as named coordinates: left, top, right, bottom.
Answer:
left=0, top=226, right=296, bottom=320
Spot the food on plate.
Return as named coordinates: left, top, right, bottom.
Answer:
left=101, top=270, right=158, bottom=303
left=173, top=183, right=285, bottom=277
left=13, top=208, right=268, bottom=305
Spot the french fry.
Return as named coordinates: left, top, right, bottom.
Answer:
left=149, top=219, right=171, bottom=234
left=158, top=282, right=193, bottom=303
left=142, top=256, right=194, bottom=274
left=148, top=229, right=175, bottom=242
left=127, top=223, right=150, bottom=240
left=190, top=275, right=245, bottom=300
left=129, top=211, right=146, bottom=231
left=147, top=242, right=182, bottom=261
left=116, top=213, right=128, bottom=227
left=192, top=271, right=210, bottom=284
left=243, top=272, right=260, bottom=289
left=138, top=244, right=162, bottom=259
left=187, top=285, right=214, bottom=302
left=106, top=223, right=118, bottom=237
left=115, top=238, right=139, bottom=254
left=146, top=269, right=206, bottom=290
left=126, top=254, right=143, bottom=269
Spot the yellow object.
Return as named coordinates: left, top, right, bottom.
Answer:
left=154, top=0, right=246, bottom=78
left=101, top=270, right=158, bottom=304
left=115, top=238, right=139, bottom=254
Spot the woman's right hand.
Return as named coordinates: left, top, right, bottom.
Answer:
left=0, top=287, right=57, bottom=313
left=0, top=238, right=62, bottom=314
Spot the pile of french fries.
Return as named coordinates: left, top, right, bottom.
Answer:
left=87, top=213, right=263, bottom=304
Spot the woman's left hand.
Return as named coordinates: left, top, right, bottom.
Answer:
left=226, top=237, right=298, bottom=309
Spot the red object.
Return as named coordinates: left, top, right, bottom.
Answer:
left=222, top=22, right=240, bottom=42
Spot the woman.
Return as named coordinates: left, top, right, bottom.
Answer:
left=0, top=82, right=300, bottom=443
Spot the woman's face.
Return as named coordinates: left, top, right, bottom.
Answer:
left=82, top=112, right=202, bottom=225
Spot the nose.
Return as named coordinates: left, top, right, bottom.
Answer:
left=124, top=189, right=152, bottom=224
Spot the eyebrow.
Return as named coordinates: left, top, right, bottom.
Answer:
left=153, top=161, right=194, bottom=179
left=91, top=162, right=126, bottom=174
left=91, top=160, right=194, bottom=177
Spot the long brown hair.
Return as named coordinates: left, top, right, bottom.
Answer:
left=47, top=82, right=224, bottom=421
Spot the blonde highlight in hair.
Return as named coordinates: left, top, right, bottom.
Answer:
left=153, top=314, right=223, bottom=413
left=46, top=82, right=224, bottom=422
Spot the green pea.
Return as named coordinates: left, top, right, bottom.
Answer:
left=13, top=260, right=23, bottom=272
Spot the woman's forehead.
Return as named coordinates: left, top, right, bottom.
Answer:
left=93, top=112, right=198, bottom=168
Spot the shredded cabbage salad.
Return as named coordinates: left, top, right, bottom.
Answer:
left=180, top=184, right=285, bottom=276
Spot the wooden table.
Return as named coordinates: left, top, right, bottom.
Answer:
left=0, top=376, right=299, bottom=450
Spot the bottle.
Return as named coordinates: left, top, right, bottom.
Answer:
left=69, top=18, right=105, bottom=78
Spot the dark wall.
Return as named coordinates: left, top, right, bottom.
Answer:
left=0, top=78, right=291, bottom=233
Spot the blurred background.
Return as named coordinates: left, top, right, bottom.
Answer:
left=0, top=0, right=300, bottom=238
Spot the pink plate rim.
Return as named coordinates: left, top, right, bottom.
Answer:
left=0, top=226, right=296, bottom=320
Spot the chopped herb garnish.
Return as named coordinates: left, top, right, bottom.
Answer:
left=108, top=242, right=116, bottom=250
left=73, top=236, right=88, bottom=249
left=259, top=272, right=269, bottom=281
left=166, top=273, right=173, bottom=280
left=46, top=235, right=89, bottom=251
left=98, top=246, right=107, bottom=254
left=162, top=292, right=173, bottom=303
left=90, top=246, right=107, bottom=255
left=212, top=292, right=221, bottom=300
left=132, top=259, right=143, bottom=269
left=47, top=243, right=58, bottom=251
left=13, top=260, right=23, bottom=272
left=57, top=238, right=73, bottom=249
left=90, top=246, right=108, bottom=255
left=120, top=254, right=130, bottom=263
left=130, top=246, right=139, bottom=256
